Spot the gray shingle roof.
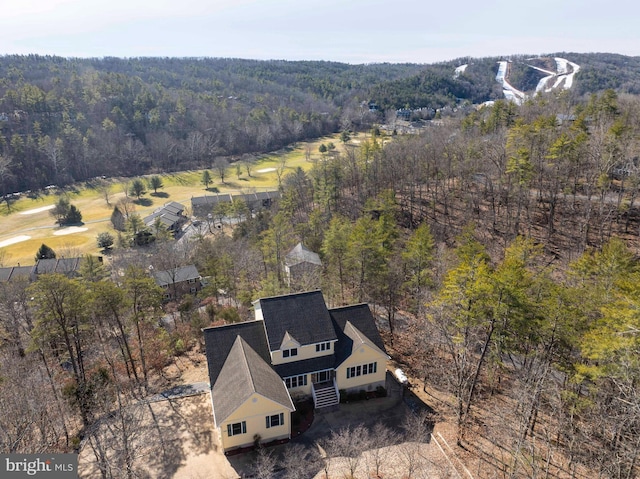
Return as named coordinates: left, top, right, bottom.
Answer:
left=285, top=243, right=322, bottom=267
left=144, top=212, right=180, bottom=228
left=203, top=320, right=271, bottom=386
left=330, top=303, right=388, bottom=366
left=0, top=265, right=34, bottom=282
left=152, top=265, right=200, bottom=287
left=34, top=257, right=83, bottom=276
left=191, top=194, right=233, bottom=206
left=163, top=202, right=185, bottom=214
left=212, top=336, right=294, bottom=425
left=257, top=291, right=338, bottom=351
left=273, top=355, right=336, bottom=378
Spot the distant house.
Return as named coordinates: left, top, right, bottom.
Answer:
left=203, top=290, right=388, bottom=452
left=0, top=265, right=35, bottom=283
left=0, top=256, right=99, bottom=283
left=190, top=194, right=233, bottom=218
left=235, top=191, right=280, bottom=213
left=152, top=264, right=202, bottom=301
left=284, top=243, right=322, bottom=288
left=34, top=257, right=84, bottom=277
left=190, top=190, right=279, bottom=218
left=144, top=201, right=187, bottom=234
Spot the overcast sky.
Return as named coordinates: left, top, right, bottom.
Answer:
left=1, top=0, right=638, bottom=64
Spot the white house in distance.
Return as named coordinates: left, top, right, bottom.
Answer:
left=203, top=290, right=389, bottom=452
left=284, top=242, right=322, bottom=288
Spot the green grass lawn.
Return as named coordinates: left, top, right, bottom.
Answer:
left=0, top=135, right=342, bottom=266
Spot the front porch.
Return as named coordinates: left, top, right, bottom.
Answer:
left=312, top=378, right=339, bottom=409
left=310, top=369, right=339, bottom=409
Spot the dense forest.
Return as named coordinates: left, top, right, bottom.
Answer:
left=2, top=53, right=640, bottom=478
left=2, top=53, right=640, bottom=196
left=0, top=55, right=422, bottom=193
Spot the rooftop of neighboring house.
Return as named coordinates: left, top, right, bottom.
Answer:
left=0, top=265, right=34, bottom=282
left=143, top=202, right=185, bottom=227
left=191, top=190, right=280, bottom=208
left=151, top=264, right=200, bottom=287
left=285, top=242, right=322, bottom=267
left=0, top=256, right=98, bottom=282
left=162, top=201, right=185, bottom=215
left=190, top=194, right=233, bottom=206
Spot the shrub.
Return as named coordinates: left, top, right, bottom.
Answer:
left=96, top=232, right=114, bottom=250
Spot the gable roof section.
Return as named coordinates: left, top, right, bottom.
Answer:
left=0, top=265, right=34, bottom=282
left=144, top=210, right=180, bottom=228
left=152, top=265, right=200, bottom=287
left=257, top=290, right=337, bottom=351
left=191, top=194, right=233, bottom=207
left=163, top=201, right=185, bottom=215
left=212, top=336, right=294, bottom=425
left=203, top=320, right=271, bottom=386
left=330, top=304, right=388, bottom=365
left=34, top=257, right=83, bottom=276
left=285, top=243, right=322, bottom=267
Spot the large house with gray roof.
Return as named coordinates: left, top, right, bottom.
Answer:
left=143, top=201, right=186, bottom=234
left=151, top=264, right=202, bottom=301
left=203, top=290, right=388, bottom=452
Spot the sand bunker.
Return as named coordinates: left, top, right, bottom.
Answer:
left=0, top=235, right=31, bottom=248
left=256, top=167, right=276, bottom=173
left=54, top=226, right=88, bottom=236
left=19, top=205, right=55, bottom=215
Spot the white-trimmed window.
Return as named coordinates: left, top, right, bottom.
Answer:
left=315, top=342, right=331, bottom=352
left=282, top=348, right=298, bottom=358
left=285, top=374, right=308, bottom=389
left=266, top=413, right=284, bottom=428
left=347, top=362, right=377, bottom=378
left=227, top=421, right=246, bottom=436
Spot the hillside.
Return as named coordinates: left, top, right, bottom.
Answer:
left=3, top=53, right=640, bottom=197
left=368, top=52, right=640, bottom=113
left=0, top=55, right=423, bottom=194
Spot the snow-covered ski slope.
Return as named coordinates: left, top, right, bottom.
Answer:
left=454, top=56, right=580, bottom=104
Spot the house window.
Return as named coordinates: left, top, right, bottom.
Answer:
left=347, top=362, right=377, bottom=379
left=163, top=293, right=171, bottom=300
left=188, top=278, right=197, bottom=284
left=285, top=374, right=307, bottom=389
left=282, top=348, right=298, bottom=358
left=227, top=421, right=246, bottom=436
left=190, top=287, right=197, bottom=293
left=315, top=342, right=331, bottom=352
left=266, top=413, right=284, bottom=428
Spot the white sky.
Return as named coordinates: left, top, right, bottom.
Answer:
left=0, top=0, right=638, bottom=64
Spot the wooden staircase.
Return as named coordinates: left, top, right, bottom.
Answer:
left=313, top=381, right=339, bottom=409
